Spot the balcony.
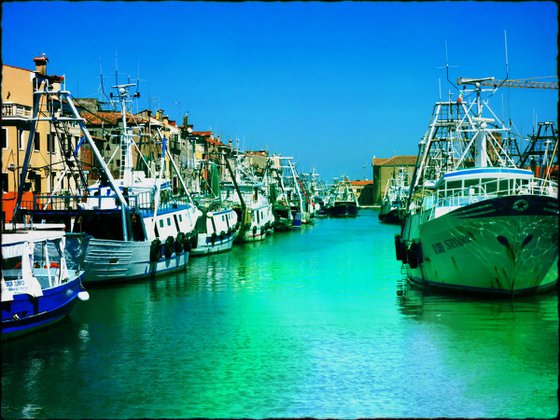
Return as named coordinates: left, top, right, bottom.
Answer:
left=2, top=103, right=32, bottom=119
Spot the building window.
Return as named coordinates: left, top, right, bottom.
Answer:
left=1, top=128, right=7, bottom=149
left=47, top=134, right=56, bottom=153
left=34, top=132, right=40, bottom=151
left=34, top=173, right=42, bottom=193
left=1, top=173, right=8, bottom=193
left=19, top=130, right=26, bottom=150
left=50, top=172, right=56, bottom=191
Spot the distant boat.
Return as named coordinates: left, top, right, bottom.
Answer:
left=270, top=156, right=309, bottom=229
left=15, top=78, right=200, bottom=284
left=2, top=224, right=89, bottom=340
left=395, top=78, right=558, bottom=296
left=222, top=153, right=275, bottom=242
left=326, top=177, right=359, bottom=217
left=378, top=167, right=409, bottom=224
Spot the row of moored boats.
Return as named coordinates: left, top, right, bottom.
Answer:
left=1, top=73, right=360, bottom=340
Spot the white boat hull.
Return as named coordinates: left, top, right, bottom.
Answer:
left=83, top=238, right=189, bottom=283
left=401, top=195, right=558, bottom=295
left=190, top=232, right=235, bottom=256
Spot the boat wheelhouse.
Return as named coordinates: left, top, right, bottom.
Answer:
left=2, top=224, right=89, bottom=340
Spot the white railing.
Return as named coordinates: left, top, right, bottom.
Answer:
left=2, top=103, right=32, bottom=118
left=431, top=177, right=558, bottom=209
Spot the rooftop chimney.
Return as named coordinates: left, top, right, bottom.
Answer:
left=155, top=109, right=164, bottom=121
left=33, top=53, right=48, bottom=75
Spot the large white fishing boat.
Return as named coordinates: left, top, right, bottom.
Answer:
left=15, top=73, right=200, bottom=284
left=395, top=78, right=558, bottom=295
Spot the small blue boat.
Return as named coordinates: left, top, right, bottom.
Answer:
left=1, top=224, right=89, bottom=340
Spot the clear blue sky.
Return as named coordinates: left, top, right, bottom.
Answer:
left=2, top=1, right=558, bottom=180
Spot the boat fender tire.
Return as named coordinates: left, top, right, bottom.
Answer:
left=164, top=236, right=175, bottom=259
left=395, top=234, right=404, bottom=261
left=183, top=237, right=191, bottom=252
left=150, top=239, right=162, bottom=262
left=175, top=233, right=185, bottom=254
left=407, top=242, right=423, bottom=269
left=190, top=232, right=198, bottom=249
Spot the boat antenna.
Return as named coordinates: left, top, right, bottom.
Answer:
left=489, top=30, right=510, bottom=98
left=98, top=56, right=111, bottom=103
left=135, top=60, right=141, bottom=98
left=443, top=41, right=460, bottom=93
left=115, top=50, right=119, bottom=87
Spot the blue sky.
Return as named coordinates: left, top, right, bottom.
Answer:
left=2, top=1, right=558, bottom=180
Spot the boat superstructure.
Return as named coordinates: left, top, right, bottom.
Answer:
left=14, top=73, right=200, bottom=283
left=395, top=78, right=558, bottom=295
left=325, top=176, right=359, bottom=217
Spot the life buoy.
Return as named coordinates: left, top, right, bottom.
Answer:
left=164, top=236, right=175, bottom=259
left=150, top=239, right=162, bottom=262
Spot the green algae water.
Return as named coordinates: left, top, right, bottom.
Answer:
left=1, top=209, right=558, bottom=418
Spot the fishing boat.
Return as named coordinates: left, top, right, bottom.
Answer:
left=221, top=153, right=274, bottom=242
left=378, top=167, right=410, bottom=224
left=326, top=177, right=359, bottom=217
left=270, top=156, right=311, bottom=228
left=190, top=163, right=239, bottom=256
left=270, top=185, right=294, bottom=231
left=14, top=73, right=200, bottom=283
left=395, top=77, right=558, bottom=296
left=1, top=223, right=89, bottom=340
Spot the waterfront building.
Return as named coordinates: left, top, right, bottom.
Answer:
left=350, top=180, right=374, bottom=206
left=1, top=55, right=81, bottom=222
left=371, top=155, right=417, bottom=205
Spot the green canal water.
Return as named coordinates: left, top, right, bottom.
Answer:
left=1, top=209, right=558, bottom=418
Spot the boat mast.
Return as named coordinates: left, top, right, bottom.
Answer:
left=13, top=73, right=131, bottom=236
left=112, top=83, right=136, bottom=185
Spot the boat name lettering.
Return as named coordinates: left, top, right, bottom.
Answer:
left=431, top=235, right=472, bottom=254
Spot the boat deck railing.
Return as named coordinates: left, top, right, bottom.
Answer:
left=420, top=177, right=558, bottom=209
left=21, top=191, right=192, bottom=216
